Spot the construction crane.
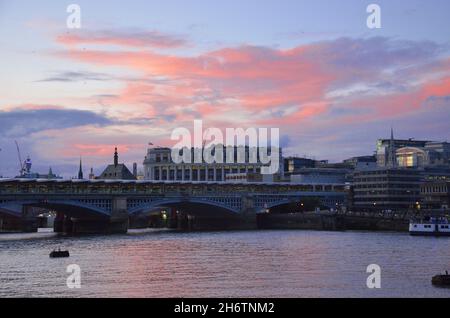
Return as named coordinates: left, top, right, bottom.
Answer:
left=15, top=140, right=25, bottom=177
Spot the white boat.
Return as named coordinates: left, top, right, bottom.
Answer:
left=409, top=217, right=450, bottom=237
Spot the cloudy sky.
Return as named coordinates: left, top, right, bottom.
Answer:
left=0, top=0, right=449, bottom=177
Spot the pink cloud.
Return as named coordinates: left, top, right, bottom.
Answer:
left=57, top=29, right=187, bottom=49
left=48, top=35, right=450, bottom=159
left=3, top=104, right=64, bottom=111
left=62, top=143, right=134, bottom=157
left=315, top=72, right=450, bottom=130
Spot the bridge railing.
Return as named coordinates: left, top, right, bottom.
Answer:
left=0, top=179, right=347, bottom=196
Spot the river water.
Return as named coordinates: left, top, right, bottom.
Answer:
left=0, top=229, right=449, bottom=298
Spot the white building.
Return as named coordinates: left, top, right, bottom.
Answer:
left=143, top=146, right=283, bottom=182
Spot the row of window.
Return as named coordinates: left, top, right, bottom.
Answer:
left=354, top=198, right=419, bottom=202
left=354, top=190, right=420, bottom=195
left=354, top=184, right=420, bottom=189
left=415, top=225, right=450, bottom=229
left=354, top=177, right=420, bottom=182
left=421, top=186, right=448, bottom=194
left=152, top=167, right=262, bottom=181
left=354, top=170, right=419, bottom=176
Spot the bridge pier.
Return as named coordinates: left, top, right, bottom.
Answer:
left=109, top=197, right=129, bottom=234
left=1, top=207, right=43, bottom=233
left=53, top=213, right=75, bottom=234
left=20, top=218, right=38, bottom=233
left=53, top=212, right=64, bottom=233
left=54, top=215, right=129, bottom=234
left=68, top=217, right=127, bottom=234
left=0, top=214, right=23, bottom=232
left=52, top=198, right=129, bottom=234
left=174, top=211, right=257, bottom=231
left=21, top=206, right=38, bottom=233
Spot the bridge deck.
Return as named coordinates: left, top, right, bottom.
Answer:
left=0, top=179, right=345, bottom=193
left=0, top=178, right=345, bottom=187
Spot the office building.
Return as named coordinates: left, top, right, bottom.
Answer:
left=420, top=178, right=450, bottom=209
left=352, top=167, right=422, bottom=209
left=143, top=146, right=283, bottom=182
left=290, top=168, right=349, bottom=184
left=284, top=157, right=317, bottom=176
left=343, top=155, right=377, bottom=170
left=376, top=129, right=429, bottom=167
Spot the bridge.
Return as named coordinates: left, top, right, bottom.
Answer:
left=0, top=178, right=346, bottom=233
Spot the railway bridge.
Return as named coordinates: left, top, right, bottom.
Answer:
left=0, top=179, right=346, bottom=233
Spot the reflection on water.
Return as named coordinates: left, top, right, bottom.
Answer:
left=0, top=229, right=449, bottom=298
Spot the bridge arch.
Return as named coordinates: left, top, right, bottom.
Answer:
left=0, top=199, right=111, bottom=219
left=257, top=193, right=345, bottom=213
left=128, top=197, right=241, bottom=215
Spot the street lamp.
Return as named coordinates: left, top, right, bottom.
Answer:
left=299, top=202, right=304, bottom=213
left=415, top=201, right=421, bottom=210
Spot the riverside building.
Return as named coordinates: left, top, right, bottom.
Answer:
left=352, top=167, right=422, bottom=210
left=143, top=146, right=284, bottom=182
left=375, top=129, right=450, bottom=168
left=98, top=148, right=136, bottom=180
left=421, top=178, right=450, bottom=210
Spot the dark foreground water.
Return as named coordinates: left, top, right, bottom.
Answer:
left=0, top=229, right=449, bottom=298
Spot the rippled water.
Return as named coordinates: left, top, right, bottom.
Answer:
left=0, top=229, right=449, bottom=298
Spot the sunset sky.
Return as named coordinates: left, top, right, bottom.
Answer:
left=0, top=0, right=449, bottom=177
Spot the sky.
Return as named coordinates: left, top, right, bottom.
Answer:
left=0, top=0, right=449, bottom=177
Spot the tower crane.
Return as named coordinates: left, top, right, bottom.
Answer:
left=15, top=140, right=25, bottom=177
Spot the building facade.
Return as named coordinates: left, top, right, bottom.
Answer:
left=283, top=157, right=317, bottom=176
left=143, top=146, right=283, bottom=182
left=98, top=148, right=136, bottom=180
left=375, top=129, right=450, bottom=168
left=376, top=138, right=429, bottom=167
left=421, top=179, right=450, bottom=209
left=352, top=168, right=422, bottom=210
left=343, top=155, right=377, bottom=169
left=290, top=168, right=349, bottom=184
left=396, top=142, right=450, bottom=168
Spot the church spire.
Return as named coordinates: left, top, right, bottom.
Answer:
left=114, top=147, right=119, bottom=167
left=78, top=157, right=84, bottom=179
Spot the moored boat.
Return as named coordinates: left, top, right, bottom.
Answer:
left=432, top=271, right=450, bottom=287
left=49, top=249, right=70, bottom=258
left=409, top=217, right=450, bottom=237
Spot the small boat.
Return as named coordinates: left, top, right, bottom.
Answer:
left=49, top=249, right=70, bottom=258
left=432, top=271, right=450, bottom=287
left=409, top=217, right=450, bottom=237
